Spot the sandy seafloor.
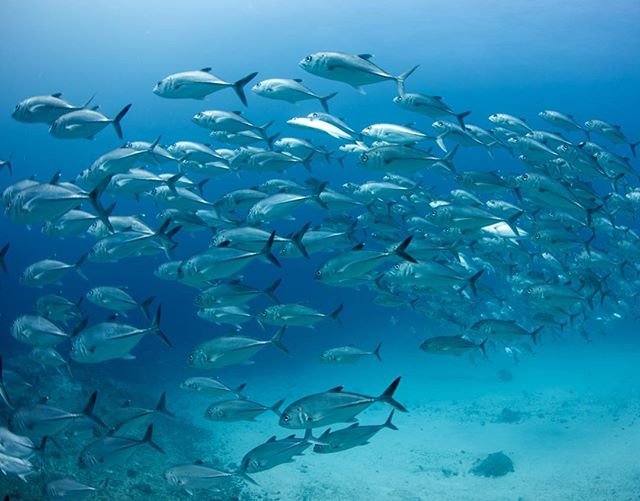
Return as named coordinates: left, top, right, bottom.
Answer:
left=2, top=333, right=639, bottom=501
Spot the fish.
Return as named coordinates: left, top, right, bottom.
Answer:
left=70, top=306, right=170, bottom=363
left=79, top=424, right=163, bottom=469
left=45, top=477, right=97, bottom=501
left=0, top=427, right=44, bottom=459
left=279, top=377, right=407, bottom=429
left=258, top=303, right=343, bottom=328
left=252, top=78, right=337, bottom=111
left=10, top=391, right=106, bottom=438
left=471, top=319, right=543, bottom=345
left=0, top=452, right=34, bottom=482
left=49, top=104, right=131, bottom=140
left=177, top=231, right=281, bottom=282
left=361, top=122, right=433, bottom=144
left=299, top=51, right=418, bottom=95
left=179, top=377, right=246, bottom=398
left=107, top=392, right=174, bottom=433
left=154, top=68, right=257, bottom=105
left=164, top=462, right=256, bottom=493
left=394, top=93, right=470, bottom=128
left=204, top=398, right=284, bottom=422
left=10, top=315, right=72, bottom=347
left=12, top=93, right=94, bottom=124
left=286, top=116, right=355, bottom=141
left=19, top=254, right=88, bottom=287
left=192, top=110, right=272, bottom=137
left=320, top=342, right=382, bottom=363
left=28, top=347, right=72, bottom=376
left=315, top=237, right=415, bottom=285
left=359, top=144, right=457, bottom=173
left=313, top=410, right=397, bottom=453
left=187, top=328, right=287, bottom=369
left=194, top=278, right=281, bottom=308
left=419, top=336, right=487, bottom=356
left=197, top=305, right=253, bottom=329
left=239, top=429, right=318, bottom=473
left=85, top=286, right=154, bottom=318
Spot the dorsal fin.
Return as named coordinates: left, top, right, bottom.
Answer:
left=266, top=435, right=277, bottom=443
left=327, top=385, right=343, bottom=393
left=200, top=67, right=212, bottom=73
left=193, top=459, right=204, bottom=465
left=434, top=96, right=443, bottom=100
left=352, top=243, right=365, bottom=251
left=358, top=54, right=373, bottom=60
left=232, top=111, right=242, bottom=115
left=348, top=422, right=359, bottom=429
left=121, top=399, right=132, bottom=408
left=38, top=396, right=49, bottom=405
left=51, top=92, right=63, bottom=98
left=293, top=78, right=303, bottom=82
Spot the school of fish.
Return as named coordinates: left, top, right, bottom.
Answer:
left=1, top=49, right=639, bottom=497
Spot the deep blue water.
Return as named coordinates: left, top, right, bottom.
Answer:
left=1, top=1, right=640, bottom=499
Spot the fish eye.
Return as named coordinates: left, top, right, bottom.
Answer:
left=526, top=287, right=533, bottom=294
left=360, top=154, right=368, bottom=162
left=534, top=233, right=541, bottom=240
left=521, top=174, right=528, bottom=181
left=156, top=81, right=162, bottom=86
left=454, top=175, right=462, bottom=183
left=188, top=354, right=194, bottom=361
left=282, top=415, right=289, bottom=421
left=430, top=210, right=436, bottom=217
left=305, top=55, right=312, bottom=62
left=315, top=270, right=321, bottom=278
left=260, top=311, right=267, bottom=317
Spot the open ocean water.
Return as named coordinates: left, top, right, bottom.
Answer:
left=1, top=1, right=639, bottom=500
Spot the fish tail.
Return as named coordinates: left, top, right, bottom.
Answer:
left=82, top=391, right=108, bottom=430
left=378, top=376, right=408, bottom=412
left=530, top=326, right=543, bottom=345
left=586, top=204, right=603, bottom=228
left=257, top=120, right=274, bottom=139
left=261, top=230, right=282, bottom=268
left=270, top=398, right=285, bottom=415
left=506, top=210, right=524, bottom=237
left=232, top=71, right=258, bottom=106
left=234, top=470, right=259, bottom=486
left=81, top=93, right=96, bottom=109
left=373, top=342, right=383, bottom=362
left=629, top=140, right=639, bottom=158
left=112, top=103, right=132, bottom=139
left=311, top=181, right=328, bottom=208
left=142, top=424, right=165, bottom=454
left=140, top=296, right=155, bottom=320
left=329, top=303, right=344, bottom=322
left=456, top=111, right=471, bottom=129
left=151, top=305, right=172, bottom=347
left=196, top=178, right=209, bottom=196
left=393, top=235, right=417, bottom=263
left=264, top=278, right=282, bottom=303
left=384, top=409, right=398, bottom=430
left=154, top=391, right=175, bottom=417
left=463, top=269, right=484, bottom=296
left=233, top=383, right=247, bottom=396
left=319, top=92, right=338, bottom=112
left=89, top=174, right=115, bottom=234
left=290, top=222, right=311, bottom=258
left=74, top=252, right=89, bottom=280
left=71, top=317, right=89, bottom=336
left=395, top=64, right=419, bottom=96
left=304, top=427, right=328, bottom=446
left=0, top=355, right=14, bottom=409
left=270, top=326, right=288, bottom=354
left=0, top=242, right=9, bottom=274
left=478, top=337, right=488, bottom=356
left=442, top=144, right=459, bottom=172
left=266, top=132, right=280, bottom=150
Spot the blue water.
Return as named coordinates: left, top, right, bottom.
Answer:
left=1, top=1, right=640, bottom=499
